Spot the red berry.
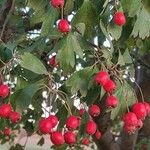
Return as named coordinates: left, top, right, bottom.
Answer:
left=95, top=130, right=102, bottom=140
left=123, top=124, right=136, bottom=134
left=51, top=0, right=64, bottom=8
left=0, top=104, right=12, bottom=118
left=50, top=131, right=64, bottom=145
left=103, top=79, right=116, bottom=93
left=82, top=138, right=90, bottom=145
left=78, top=108, right=85, bottom=117
left=123, top=112, right=138, bottom=126
left=89, top=105, right=100, bottom=117
left=3, top=128, right=11, bottom=136
left=137, top=119, right=143, bottom=129
left=113, top=12, right=126, bottom=26
left=58, top=19, right=70, bottom=33
left=64, top=131, right=76, bottom=144
left=132, top=102, right=147, bottom=119
left=66, top=115, right=80, bottom=130
left=0, top=84, right=9, bottom=98
left=9, top=111, right=21, bottom=123
left=95, top=71, right=110, bottom=85
left=47, top=115, right=58, bottom=128
left=143, top=102, right=150, bottom=114
left=49, top=56, right=56, bottom=67
left=39, top=118, right=52, bottom=134
left=86, top=120, right=97, bottom=135
left=106, top=95, right=118, bottom=108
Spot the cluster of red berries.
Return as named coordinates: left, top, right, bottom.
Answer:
left=50, top=0, right=70, bottom=33
left=123, top=102, right=150, bottom=134
left=39, top=106, right=102, bottom=146
left=95, top=71, right=118, bottom=108
left=0, top=84, right=21, bottom=136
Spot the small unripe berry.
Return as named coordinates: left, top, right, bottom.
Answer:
left=95, top=71, right=110, bottom=85
left=3, top=128, right=11, bottom=136
left=9, top=111, right=21, bottom=123
left=66, top=115, right=80, bottom=130
left=82, top=138, right=90, bottom=145
left=50, top=131, right=65, bottom=145
left=132, top=102, right=147, bottom=119
left=64, top=131, right=76, bottom=144
left=106, top=95, right=118, bottom=108
left=0, top=104, right=12, bottom=118
left=39, top=118, right=52, bottom=134
left=78, top=108, right=85, bottom=117
left=113, top=12, right=126, bottom=26
left=95, top=130, right=102, bottom=140
left=51, top=0, right=64, bottom=8
left=58, top=19, right=70, bottom=33
left=86, top=120, right=97, bottom=135
left=103, top=79, right=116, bottom=93
left=0, top=84, right=9, bottom=98
left=89, top=105, right=100, bottom=117
left=47, top=115, right=58, bottom=128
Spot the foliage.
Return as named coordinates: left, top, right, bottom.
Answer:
left=0, top=0, right=150, bottom=149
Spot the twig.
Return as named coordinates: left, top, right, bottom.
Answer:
left=0, top=0, right=15, bottom=40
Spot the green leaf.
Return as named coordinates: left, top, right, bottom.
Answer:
left=64, top=0, right=74, bottom=15
left=66, top=67, right=98, bottom=97
left=68, top=34, right=83, bottom=59
left=11, top=80, right=44, bottom=112
left=20, top=52, right=48, bottom=75
left=72, top=0, right=97, bottom=38
left=131, top=7, right=150, bottom=39
left=123, top=49, right=132, bottom=64
left=118, top=50, right=125, bottom=66
left=100, top=20, right=114, bottom=52
left=75, top=23, right=86, bottom=36
left=121, top=0, right=142, bottom=17
left=37, top=137, right=45, bottom=146
left=41, top=7, right=59, bottom=36
left=107, top=24, right=122, bottom=40
left=111, top=82, right=136, bottom=120
left=51, top=144, right=67, bottom=150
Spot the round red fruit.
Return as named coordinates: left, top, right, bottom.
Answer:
left=66, top=115, right=80, bottom=130
left=39, top=118, right=52, bottom=134
left=50, top=131, right=64, bottom=145
left=95, top=71, right=110, bottom=85
left=95, top=130, right=102, bottom=140
left=51, top=0, right=64, bottom=8
left=3, top=128, right=11, bottom=136
left=82, top=138, right=90, bottom=145
left=9, top=111, right=21, bottom=123
left=143, top=102, right=150, bottom=114
left=132, top=102, right=147, bottom=119
left=64, top=131, right=76, bottom=144
left=113, top=12, right=126, bottom=26
left=48, top=115, right=58, bottom=128
left=123, top=112, right=138, bottom=126
left=58, top=19, right=70, bottom=33
left=78, top=108, right=85, bottom=117
left=49, top=56, right=56, bottom=67
left=106, top=95, right=118, bottom=108
left=86, top=120, right=97, bottom=135
left=89, top=105, right=100, bottom=117
left=0, top=104, right=12, bottom=118
left=103, top=79, right=116, bottom=93
left=0, top=84, right=9, bottom=98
